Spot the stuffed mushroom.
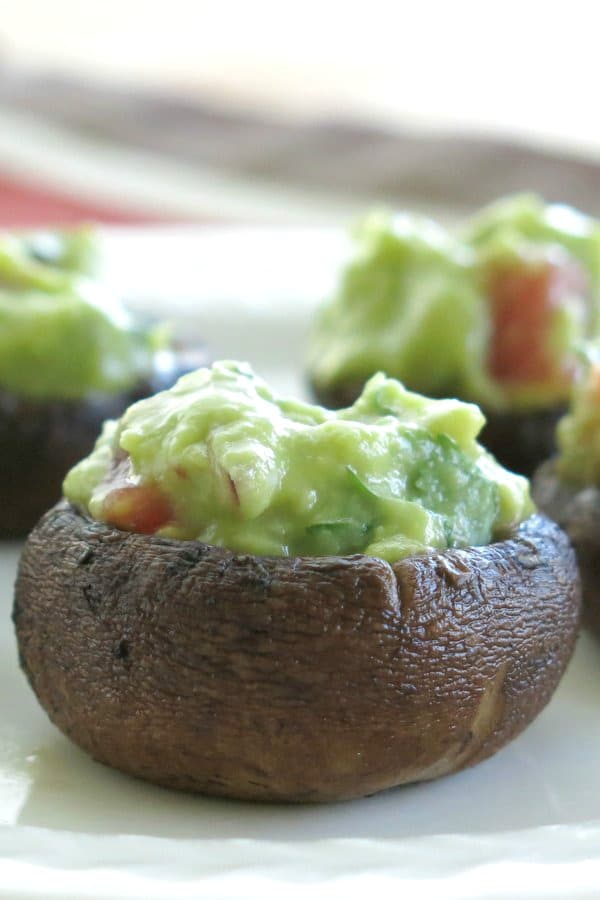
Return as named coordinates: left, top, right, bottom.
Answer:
left=308, top=195, right=600, bottom=476
left=533, top=346, right=600, bottom=633
left=14, top=362, right=581, bottom=802
left=0, top=227, right=207, bottom=536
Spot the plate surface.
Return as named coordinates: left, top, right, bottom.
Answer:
left=1, top=227, right=600, bottom=898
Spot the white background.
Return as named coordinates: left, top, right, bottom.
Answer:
left=0, top=0, right=599, bottom=156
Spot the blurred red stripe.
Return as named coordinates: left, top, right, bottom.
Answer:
left=0, top=172, right=171, bottom=226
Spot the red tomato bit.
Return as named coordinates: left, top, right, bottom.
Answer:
left=102, top=483, right=174, bottom=534
left=488, top=260, right=587, bottom=385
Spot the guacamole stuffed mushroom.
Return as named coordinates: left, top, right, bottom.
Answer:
left=309, top=195, right=600, bottom=476
left=14, top=362, right=580, bottom=802
left=0, top=228, right=207, bottom=536
left=533, top=346, right=600, bottom=634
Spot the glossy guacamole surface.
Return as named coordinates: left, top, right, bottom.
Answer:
left=556, top=345, right=600, bottom=486
left=309, top=195, right=600, bottom=412
left=0, top=228, right=159, bottom=399
left=64, top=361, right=533, bottom=562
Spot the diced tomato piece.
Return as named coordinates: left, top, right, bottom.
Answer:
left=100, top=454, right=173, bottom=534
left=488, top=259, right=588, bottom=385
left=102, top=483, right=174, bottom=534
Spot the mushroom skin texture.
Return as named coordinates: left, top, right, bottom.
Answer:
left=14, top=504, right=580, bottom=803
left=0, top=346, right=209, bottom=539
left=533, top=460, right=600, bottom=634
left=311, top=380, right=563, bottom=478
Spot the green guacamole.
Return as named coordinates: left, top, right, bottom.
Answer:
left=309, top=195, right=600, bottom=412
left=309, top=212, right=489, bottom=401
left=556, top=345, right=600, bottom=486
left=64, top=361, right=533, bottom=562
left=465, top=194, right=600, bottom=329
left=0, top=228, right=160, bottom=399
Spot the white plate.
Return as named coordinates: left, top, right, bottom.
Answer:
left=2, top=227, right=600, bottom=899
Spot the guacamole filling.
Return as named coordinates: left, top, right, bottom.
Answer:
left=556, top=345, right=600, bottom=486
left=64, top=361, right=533, bottom=562
left=0, top=228, right=161, bottom=399
left=309, top=195, right=600, bottom=412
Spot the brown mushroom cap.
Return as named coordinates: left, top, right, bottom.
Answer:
left=311, top=379, right=564, bottom=478
left=14, top=504, right=580, bottom=803
left=533, top=460, right=600, bottom=635
left=0, top=345, right=209, bottom=538
left=475, top=406, right=565, bottom=479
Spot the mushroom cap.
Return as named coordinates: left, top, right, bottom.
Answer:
left=310, top=379, right=564, bottom=478
left=533, top=460, right=600, bottom=635
left=0, top=345, right=209, bottom=538
left=14, top=504, right=580, bottom=802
